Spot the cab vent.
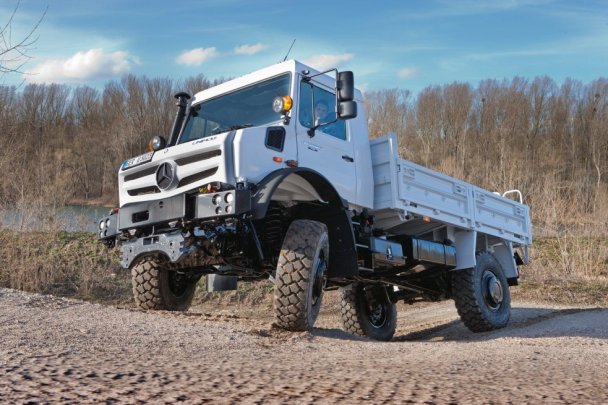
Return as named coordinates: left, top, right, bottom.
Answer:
left=265, top=127, right=285, bottom=152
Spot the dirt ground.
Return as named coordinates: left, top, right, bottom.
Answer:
left=1, top=287, right=607, bottom=404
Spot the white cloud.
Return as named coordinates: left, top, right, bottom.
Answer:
left=397, top=67, right=418, bottom=79
left=303, top=53, right=354, bottom=70
left=234, top=43, right=268, bottom=55
left=176, top=47, right=218, bottom=66
left=24, top=48, right=136, bottom=84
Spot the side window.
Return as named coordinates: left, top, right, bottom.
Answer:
left=299, top=81, right=346, bottom=140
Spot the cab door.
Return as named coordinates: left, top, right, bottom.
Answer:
left=296, top=78, right=357, bottom=203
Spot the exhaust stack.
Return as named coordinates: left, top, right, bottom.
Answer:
left=168, top=91, right=191, bottom=146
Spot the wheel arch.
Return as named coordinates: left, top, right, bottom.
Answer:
left=126, top=251, right=170, bottom=270
left=251, top=168, right=358, bottom=278
left=452, top=231, right=518, bottom=279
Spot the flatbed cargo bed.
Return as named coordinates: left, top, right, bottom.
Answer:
left=370, top=134, right=532, bottom=247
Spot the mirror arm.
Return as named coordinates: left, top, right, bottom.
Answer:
left=308, top=116, right=340, bottom=137
left=303, top=67, right=337, bottom=81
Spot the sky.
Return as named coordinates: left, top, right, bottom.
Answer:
left=1, top=0, right=607, bottom=96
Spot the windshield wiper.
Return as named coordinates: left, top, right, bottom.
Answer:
left=211, top=123, right=253, bottom=135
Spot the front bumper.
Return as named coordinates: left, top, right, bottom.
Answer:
left=121, top=231, right=189, bottom=268
left=97, top=189, right=252, bottom=266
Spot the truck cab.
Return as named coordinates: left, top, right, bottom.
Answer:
left=117, top=61, right=371, bottom=213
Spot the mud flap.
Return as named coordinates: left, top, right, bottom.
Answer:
left=206, top=274, right=238, bottom=292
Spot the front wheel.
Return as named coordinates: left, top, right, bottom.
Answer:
left=340, top=283, right=397, bottom=341
left=452, top=252, right=511, bottom=332
left=131, top=256, right=199, bottom=311
left=273, top=220, right=329, bottom=331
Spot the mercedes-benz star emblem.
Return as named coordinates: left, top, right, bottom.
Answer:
left=156, top=162, right=175, bottom=190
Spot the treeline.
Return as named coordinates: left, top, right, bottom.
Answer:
left=366, top=77, right=607, bottom=233
left=0, top=74, right=223, bottom=212
left=0, top=74, right=606, bottom=233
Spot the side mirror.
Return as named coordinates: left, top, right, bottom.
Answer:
left=337, top=71, right=355, bottom=102
left=150, top=135, right=167, bottom=151
left=338, top=100, right=357, bottom=120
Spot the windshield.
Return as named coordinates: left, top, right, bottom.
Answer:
left=178, top=73, right=291, bottom=144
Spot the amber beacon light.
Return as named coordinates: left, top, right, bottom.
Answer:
left=272, top=96, right=293, bottom=114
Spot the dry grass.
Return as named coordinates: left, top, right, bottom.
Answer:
left=0, top=230, right=130, bottom=304
left=515, top=236, right=608, bottom=306
left=1, top=230, right=606, bottom=307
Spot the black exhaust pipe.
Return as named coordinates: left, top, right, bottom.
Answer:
left=168, top=91, right=191, bottom=146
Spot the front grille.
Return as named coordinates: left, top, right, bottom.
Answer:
left=124, top=166, right=157, bottom=182
left=175, top=150, right=222, bottom=166
left=127, top=186, right=160, bottom=196
left=177, top=167, right=218, bottom=188
left=122, top=148, right=222, bottom=196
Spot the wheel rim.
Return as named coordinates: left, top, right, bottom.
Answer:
left=167, top=271, right=191, bottom=297
left=311, top=251, right=327, bottom=306
left=481, top=270, right=503, bottom=311
left=367, top=302, right=389, bottom=329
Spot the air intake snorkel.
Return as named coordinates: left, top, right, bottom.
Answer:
left=167, top=91, right=192, bottom=147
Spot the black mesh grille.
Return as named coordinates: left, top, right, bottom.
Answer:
left=265, top=127, right=285, bottom=152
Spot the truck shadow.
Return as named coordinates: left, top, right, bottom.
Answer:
left=310, top=328, right=371, bottom=341
left=392, top=307, right=608, bottom=342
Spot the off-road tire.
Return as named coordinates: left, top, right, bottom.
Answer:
left=452, top=252, right=511, bottom=332
left=131, top=256, right=198, bottom=311
left=273, top=220, right=329, bottom=331
left=340, top=283, right=397, bottom=341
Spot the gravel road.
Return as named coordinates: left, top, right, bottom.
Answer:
left=1, top=287, right=607, bottom=404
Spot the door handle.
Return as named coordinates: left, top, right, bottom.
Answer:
left=342, top=155, right=354, bottom=162
left=305, top=142, right=320, bottom=152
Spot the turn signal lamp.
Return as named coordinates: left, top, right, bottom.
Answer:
left=200, top=182, right=222, bottom=194
left=272, top=96, right=293, bottom=114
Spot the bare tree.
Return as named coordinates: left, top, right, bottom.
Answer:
left=0, top=0, right=46, bottom=77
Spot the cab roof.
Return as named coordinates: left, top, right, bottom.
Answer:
left=190, top=59, right=362, bottom=104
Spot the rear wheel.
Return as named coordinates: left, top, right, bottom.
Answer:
left=131, top=256, right=199, bottom=311
left=452, top=252, right=511, bottom=332
left=340, top=283, right=397, bottom=341
left=273, top=220, right=328, bottom=331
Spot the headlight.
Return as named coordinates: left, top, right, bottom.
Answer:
left=212, top=194, right=222, bottom=205
left=225, top=193, right=234, bottom=204
left=150, top=135, right=167, bottom=151
left=99, top=220, right=106, bottom=230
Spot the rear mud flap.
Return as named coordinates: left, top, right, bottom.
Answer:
left=206, top=274, right=238, bottom=292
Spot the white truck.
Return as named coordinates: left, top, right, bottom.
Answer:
left=98, top=60, right=532, bottom=341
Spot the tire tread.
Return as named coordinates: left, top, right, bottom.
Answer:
left=452, top=252, right=511, bottom=333
left=274, top=220, right=327, bottom=331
